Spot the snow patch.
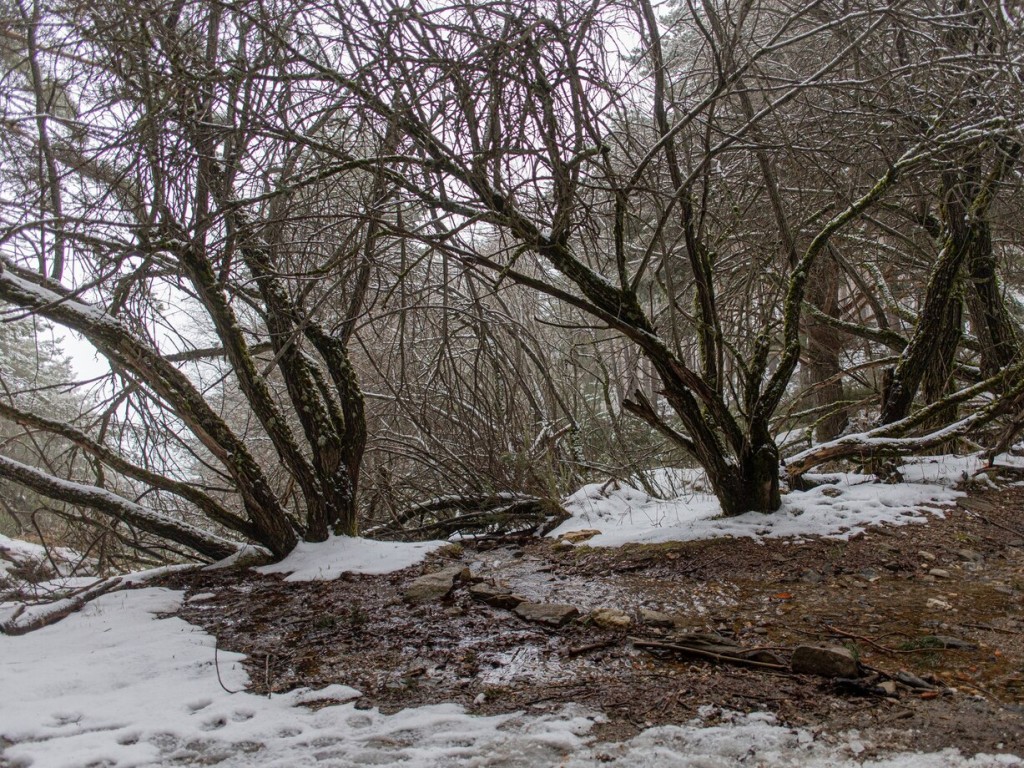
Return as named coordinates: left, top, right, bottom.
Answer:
left=549, top=466, right=963, bottom=547
left=0, top=588, right=1018, bottom=766
left=1, top=588, right=1020, bottom=767
left=254, top=535, right=447, bottom=581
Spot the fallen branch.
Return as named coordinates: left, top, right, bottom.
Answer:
left=630, top=637, right=789, bottom=671
left=373, top=494, right=566, bottom=539
left=568, top=639, right=617, bottom=658
left=1, top=576, right=123, bottom=635
left=0, top=454, right=240, bottom=561
left=784, top=362, right=1024, bottom=480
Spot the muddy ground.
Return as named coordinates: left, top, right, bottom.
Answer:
left=162, top=482, right=1024, bottom=759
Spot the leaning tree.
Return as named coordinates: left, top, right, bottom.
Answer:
left=269, top=0, right=1024, bottom=515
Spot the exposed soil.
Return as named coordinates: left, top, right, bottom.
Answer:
left=161, top=481, right=1024, bottom=759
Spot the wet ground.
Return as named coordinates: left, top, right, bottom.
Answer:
left=163, top=483, right=1024, bottom=759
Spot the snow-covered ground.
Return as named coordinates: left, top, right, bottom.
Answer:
left=4, top=455, right=1024, bottom=766
left=254, top=535, right=448, bottom=581
left=1, top=586, right=1020, bottom=767
left=546, top=454, right=1008, bottom=548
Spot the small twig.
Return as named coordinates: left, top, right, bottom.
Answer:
left=825, top=624, right=901, bottom=654
left=568, top=639, right=616, bottom=657
left=825, top=625, right=964, bottom=654
left=630, top=638, right=789, bottom=671
left=213, top=639, right=241, bottom=695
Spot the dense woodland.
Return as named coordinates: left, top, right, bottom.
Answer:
left=0, top=0, right=1023, bottom=566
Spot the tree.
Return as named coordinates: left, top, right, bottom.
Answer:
left=272, top=0, right=1022, bottom=514
left=1, top=0, right=1022, bottom=565
left=0, top=0, right=377, bottom=558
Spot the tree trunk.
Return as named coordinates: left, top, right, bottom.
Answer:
left=965, top=218, right=1020, bottom=378
left=802, top=255, right=848, bottom=441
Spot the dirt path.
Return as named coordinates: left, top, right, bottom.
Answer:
left=165, top=483, right=1024, bottom=759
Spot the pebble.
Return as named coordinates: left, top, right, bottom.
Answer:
left=928, top=568, right=951, bottom=579
left=791, top=645, right=860, bottom=678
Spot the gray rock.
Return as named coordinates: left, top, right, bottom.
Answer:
left=468, top=582, right=525, bottom=609
left=513, top=602, right=580, bottom=627
left=668, top=633, right=744, bottom=656
left=927, top=634, right=978, bottom=650
left=590, top=608, right=631, bottom=630
left=639, top=608, right=678, bottom=628
left=878, top=680, right=898, bottom=696
left=791, top=645, right=860, bottom=678
left=956, top=497, right=997, bottom=514
left=404, top=566, right=470, bottom=604
left=956, top=549, right=983, bottom=563
left=929, top=568, right=952, bottom=579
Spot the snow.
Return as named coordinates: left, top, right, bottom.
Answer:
left=548, top=463, right=966, bottom=547
left=0, top=533, right=80, bottom=578
left=1, top=586, right=1020, bottom=767
left=254, top=534, right=448, bottom=581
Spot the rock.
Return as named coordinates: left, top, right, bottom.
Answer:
left=918, top=550, right=936, bottom=561
left=926, top=634, right=978, bottom=650
left=513, top=602, right=580, bottom=627
left=956, top=497, right=997, bottom=514
left=878, top=680, right=898, bottom=696
left=895, top=669, right=935, bottom=689
left=404, top=566, right=471, bottom=604
left=558, top=529, right=602, bottom=544
left=468, top=581, right=525, bottom=609
left=791, top=645, right=860, bottom=678
left=639, top=608, right=677, bottom=628
left=801, top=570, right=823, bottom=584
left=929, top=568, right=951, bottom=579
left=956, top=549, right=983, bottom=563
left=926, top=597, right=953, bottom=611
left=590, top=608, right=631, bottom=630
left=667, top=633, right=744, bottom=656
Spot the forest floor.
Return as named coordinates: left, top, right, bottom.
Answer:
left=162, top=480, right=1024, bottom=761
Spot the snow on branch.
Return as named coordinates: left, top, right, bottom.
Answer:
left=0, top=454, right=240, bottom=561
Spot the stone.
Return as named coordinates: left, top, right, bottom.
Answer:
left=791, top=645, right=860, bottom=678
left=590, top=608, right=632, bottom=630
left=878, top=680, right=898, bottom=696
left=468, top=581, right=525, bottom=609
left=926, top=597, right=953, bottom=611
left=927, top=634, right=978, bottom=650
left=929, top=568, right=951, bottom=579
left=558, top=529, right=602, bottom=544
left=918, top=550, right=936, bottom=561
left=513, top=602, right=580, bottom=627
left=639, top=608, right=677, bottom=628
left=404, top=566, right=471, bottom=604
left=956, top=497, right=997, bottom=514
left=956, top=549, right=983, bottom=563
left=668, top=633, right=744, bottom=656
